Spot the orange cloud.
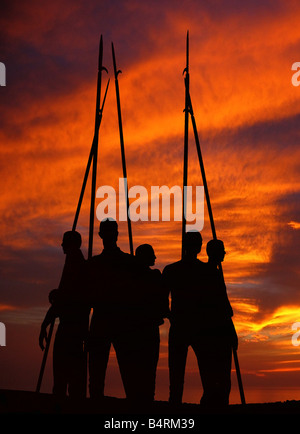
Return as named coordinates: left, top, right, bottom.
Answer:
left=288, top=221, right=300, bottom=230
left=0, top=304, right=20, bottom=312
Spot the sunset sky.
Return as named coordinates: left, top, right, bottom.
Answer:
left=1, top=0, right=300, bottom=405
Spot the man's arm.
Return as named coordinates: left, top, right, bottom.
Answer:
left=162, top=266, right=172, bottom=320
left=39, top=306, right=57, bottom=350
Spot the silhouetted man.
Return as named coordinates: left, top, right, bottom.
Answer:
left=39, top=231, right=89, bottom=399
left=134, top=244, right=169, bottom=402
left=87, top=219, right=138, bottom=402
left=201, top=238, right=237, bottom=406
left=163, top=231, right=236, bottom=407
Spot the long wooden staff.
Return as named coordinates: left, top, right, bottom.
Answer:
left=181, top=31, right=189, bottom=259
left=112, top=42, right=134, bottom=255
left=88, top=35, right=108, bottom=260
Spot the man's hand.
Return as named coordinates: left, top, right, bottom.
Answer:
left=48, top=289, right=59, bottom=305
left=39, top=325, right=48, bottom=351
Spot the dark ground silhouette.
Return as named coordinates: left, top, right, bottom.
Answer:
left=1, top=388, right=300, bottom=415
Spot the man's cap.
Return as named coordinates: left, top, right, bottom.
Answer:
left=183, top=231, right=202, bottom=246
left=62, top=230, right=82, bottom=248
left=99, top=218, right=118, bottom=233
left=206, top=239, right=225, bottom=257
left=135, top=243, right=155, bottom=258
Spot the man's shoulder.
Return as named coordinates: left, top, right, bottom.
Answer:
left=119, top=249, right=134, bottom=258
left=162, top=260, right=184, bottom=277
left=88, top=249, right=136, bottom=267
left=148, top=268, right=162, bottom=280
left=87, top=253, right=107, bottom=271
left=196, top=259, right=207, bottom=268
left=88, top=253, right=103, bottom=262
left=164, top=258, right=206, bottom=270
left=116, top=250, right=137, bottom=265
left=163, top=259, right=209, bottom=280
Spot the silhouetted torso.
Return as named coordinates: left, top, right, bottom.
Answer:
left=134, top=265, right=169, bottom=327
left=87, top=244, right=141, bottom=400
left=55, top=249, right=90, bottom=334
left=203, top=262, right=233, bottom=328
left=163, top=258, right=232, bottom=331
left=88, top=246, right=137, bottom=329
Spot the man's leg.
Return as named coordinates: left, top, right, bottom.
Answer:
left=67, top=336, right=87, bottom=399
left=52, top=326, right=68, bottom=398
left=88, top=331, right=111, bottom=399
left=193, top=334, right=232, bottom=407
left=113, top=329, right=144, bottom=402
left=168, top=325, right=188, bottom=404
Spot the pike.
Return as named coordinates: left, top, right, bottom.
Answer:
left=36, top=35, right=108, bottom=393
left=185, top=54, right=246, bottom=405
left=112, top=42, right=134, bottom=255
left=181, top=31, right=189, bottom=258
left=88, top=35, right=109, bottom=259
left=72, top=77, right=109, bottom=234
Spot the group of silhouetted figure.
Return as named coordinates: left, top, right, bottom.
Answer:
left=39, top=218, right=238, bottom=408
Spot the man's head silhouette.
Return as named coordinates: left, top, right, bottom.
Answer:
left=99, top=218, right=118, bottom=249
left=183, top=231, right=202, bottom=258
left=135, top=244, right=156, bottom=267
left=206, top=239, right=226, bottom=263
left=61, top=231, right=82, bottom=254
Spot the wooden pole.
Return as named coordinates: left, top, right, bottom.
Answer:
left=88, top=35, right=105, bottom=260
left=36, top=320, right=54, bottom=393
left=182, top=31, right=189, bottom=258
left=112, top=43, right=134, bottom=255
left=72, top=79, right=109, bottom=232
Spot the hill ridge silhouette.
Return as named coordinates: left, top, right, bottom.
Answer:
left=1, top=388, right=300, bottom=415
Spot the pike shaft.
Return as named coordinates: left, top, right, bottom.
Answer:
left=112, top=42, right=134, bottom=255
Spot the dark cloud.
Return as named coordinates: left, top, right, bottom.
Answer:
left=251, top=196, right=300, bottom=311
